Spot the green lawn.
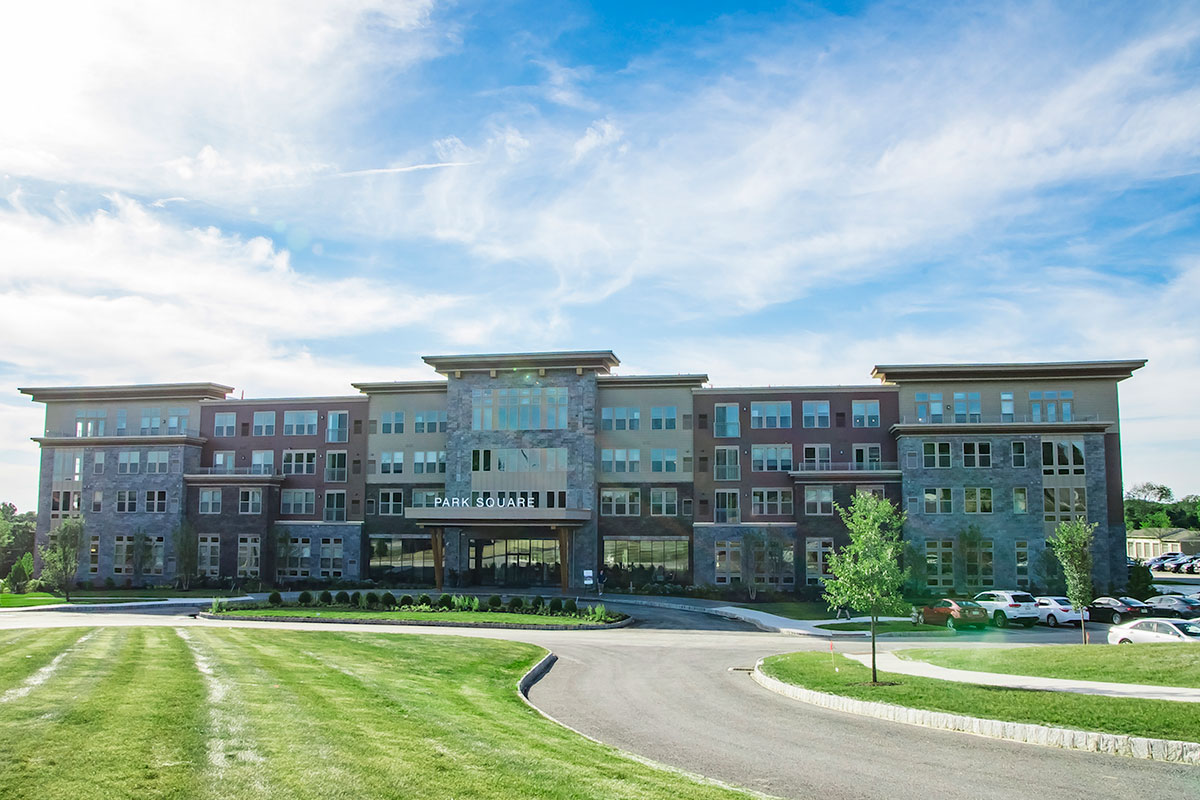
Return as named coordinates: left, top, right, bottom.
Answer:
left=899, top=644, right=1200, bottom=688
left=0, top=627, right=753, bottom=800
left=735, top=601, right=835, bottom=620
left=761, top=652, right=1200, bottom=743
left=816, top=621, right=954, bottom=635
left=219, top=607, right=615, bottom=626
left=0, top=593, right=65, bottom=608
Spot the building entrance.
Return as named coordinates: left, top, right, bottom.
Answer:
left=467, top=537, right=561, bottom=587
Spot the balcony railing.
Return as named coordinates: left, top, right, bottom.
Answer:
left=793, top=461, right=900, bottom=472
left=896, top=413, right=1100, bottom=425
left=43, top=428, right=203, bottom=439
left=189, top=466, right=282, bottom=476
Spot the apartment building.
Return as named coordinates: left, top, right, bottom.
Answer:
left=19, top=352, right=1144, bottom=592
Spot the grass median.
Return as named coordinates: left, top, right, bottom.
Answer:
left=0, top=627, right=753, bottom=800
left=815, top=621, right=953, bottom=635
left=898, top=643, right=1200, bottom=688
left=218, top=607, right=615, bottom=626
left=760, top=651, right=1200, bottom=743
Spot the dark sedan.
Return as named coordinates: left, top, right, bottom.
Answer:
left=1145, top=595, right=1200, bottom=619
left=917, top=599, right=989, bottom=630
left=1085, top=596, right=1153, bottom=625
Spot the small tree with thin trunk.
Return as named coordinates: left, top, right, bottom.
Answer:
left=39, top=517, right=85, bottom=602
left=823, top=493, right=909, bottom=684
left=172, top=519, right=199, bottom=590
left=1048, top=518, right=1097, bottom=645
left=131, top=528, right=152, bottom=587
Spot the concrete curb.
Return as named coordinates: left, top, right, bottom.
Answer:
left=8, top=596, right=256, bottom=613
left=750, top=662, right=1200, bottom=765
left=197, top=611, right=635, bottom=631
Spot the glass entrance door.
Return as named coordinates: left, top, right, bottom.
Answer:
left=468, top=537, right=561, bottom=587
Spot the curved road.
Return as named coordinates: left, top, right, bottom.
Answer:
left=2, top=602, right=1197, bottom=799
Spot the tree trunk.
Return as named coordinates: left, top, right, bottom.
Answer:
left=870, top=613, right=878, bottom=683
left=1080, top=613, right=1087, bottom=645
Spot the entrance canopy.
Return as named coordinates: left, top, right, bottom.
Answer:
left=406, top=506, right=592, bottom=528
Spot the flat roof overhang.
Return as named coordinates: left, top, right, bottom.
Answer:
left=33, top=434, right=207, bottom=447
left=406, top=506, right=593, bottom=527
left=184, top=473, right=286, bottom=485
left=871, top=360, right=1147, bottom=384
left=19, top=382, right=233, bottom=403
left=788, top=470, right=902, bottom=482
left=351, top=380, right=449, bottom=395
left=423, top=350, right=619, bottom=376
left=890, top=421, right=1114, bottom=435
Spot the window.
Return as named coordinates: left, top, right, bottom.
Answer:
left=914, top=392, right=944, bottom=423
left=714, top=446, right=740, bottom=480
left=213, top=412, right=236, bottom=437
left=167, top=408, right=190, bottom=436
left=326, top=411, right=349, bottom=443
left=116, top=490, right=137, bottom=513
left=650, top=488, right=678, bottom=516
left=952, top=392, right=981, bottom=423
left=715, top=540, right=741, bottom=584
left=324, top=491, right=347, bottom=522
left=380, top=451, right=403, bottom=474
left=248, top=410, right=275, bottom=436
left=1013, top=487, right=1028, bottom=514
left=1000, top=392, right=1015, bottom=423
left=682, top=497, right=693, bottom=516
left=472, top=387, right=568, bottom=431
left=852, top=444, right=881, bottom=470
left=280, top=489, right=315, bottom=515
left=713, top=403, right=739, bottom=437
left=924, top=487, right=952, bottom=514
left=603, top=538, right=691, bottom=584
left=752, top=488, right=793, bottom=516
left=714, top=490, right=740, bottom=523
left=199, top=536, right=220, bottom=577
left=145, top=490, right=167, bottom=513
left=148, top=536, right=165, bottom=575
left=926, top=539, right=954, bottom=589
left=923, top=442, right=951, bottom=468
left=1030, top=390, right=1073, bottom=423
left=651, top=406, right=677, bottom=430
left=751, top=444, right=792, bottom=472
left=239, top=488, right=262, bottom=514
left=140, top=407, right=161, bottom=435
left=282, top=450, right=316, bottom=475
left=601, top=406, right=641, bottom=431
left=250, top=450, right=274, bottom=475
left=211, top=451, right=235, bottom=474
left=199, top=489, right=222, bottom=514
left=115, top=409, right=127, bottom=435
left=283, top=410, right=318, bottom=436
left=238, top=535, right=260, bottom=577
left=414, top=451, right=446, bottom=474
left=857, top=485, right=885, bottom=500
left=88, top=535, right=100, bottom=574
left=319, top=537, right=343, bottom=578
left=600, top=489, right=641, bottom=516
left=601, top=448, right=637, bottom=473
left=378, top=490, right=403, bottom=515
left=75, top=409, right=106, bottom=437
left=51, top=490, right=80, bottom=515
left=1011, top=441, right=1026, bottom=467
left=414, top=410, right=447, bottom=433
left=380, top=411, right=404, bottom=434
left=279, top=537, right=312, bottom=579
left=805, top=538, right=834, bottom=584
left=113, top=535, right=134, bottom=574
left=117, top=451, right=140, bottom=474
left=651, top=448, right=677, bottom=473
left=802, top=444, right=831, bottom=470
left=143, top=450, right=168, bottom=474
left=1043, top=487, right=1087, bottom=524
left=965, top=487, right=992, bottom=514
left=852, top=400, right=880, bottom=427
left=749, top=541, right=795, bottom=586
left=751, top=402, right=792, bottom=429
left=412, top=490, right=445, bottom=508
left=1042, top=439, right=1085, bottom=475
left=804, top=486, right=833, bottom=515
left=325, top=451, right=347, bottom=482
left=93, top=452, right=104, bottom=475
left=1015, top=540, right=1030, bottom=588
left=963, top=442, right=991, bottom=468
left=802, top=400, right=830, bottom=428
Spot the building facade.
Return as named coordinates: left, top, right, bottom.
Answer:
left=20, top=352, right=1144, bottom=593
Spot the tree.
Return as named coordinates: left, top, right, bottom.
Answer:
left=956, top=524, right=985, bottom=594
left=0, top=503, right=36, bottom=578
left=273, top=525, right=296, bottom=587
left=1048, top=518, right=1098, bottom=645
left=739, top=529, right=786, bottom=601
left=1140, top=510, right=1172, bottom=530
left=1125, top=482, right=1173, bottom=503
left=39, top=517, right=85, bottom=602
left=131, top=528, right=152, bottom=587
left=1033, top=547, right=1066, bottom=595
left=172, top=519, right=199, bottom=590
left=900, top=540, right=927, bottom=597
left=823, top=493, right=909, bottom=683
left=6, top=551, right=33, bottom=594
left=1125, top=560, right=1155, bottom=601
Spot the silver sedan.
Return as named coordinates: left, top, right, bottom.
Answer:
left=1107, top=617, right=1200, bottom=644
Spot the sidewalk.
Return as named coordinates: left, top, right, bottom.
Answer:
left=844, top=651, right=1200, bottom=702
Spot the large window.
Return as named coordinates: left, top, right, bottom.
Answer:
left=852, top=444, right=881, bottom=470
left=380, top=411, right=404, bottom=434
left=199, top=535, right=220, bottom=577
left=140, top=408, right=161, bottom=435
left=473, top=387, right=569, bottom=431
left=924, top=487, right=952, bottom=514
left=280, top=489, right=315, bottom=515
left=923, top=442, right=951, bottom=468
left=213, top=412, right=236, bottom=437
left=414, top=410, right=447, bottom=433
left=325, top=451, right=347, bottom=482
left=414, top=451, right=446, bottom=474
left=212, top=451, right=235, bottom=474
left=319, top=538, right=343, bottom=578
left=324, top=491, right=347, bottom=522
left=713, top=403, right=739, bottom=437
left=603, top=538, right=691, bottom=585
left=714, top=490, right=740, bottom=523
left=802, top=400, right=830, bottom=428
left=965, top=487, right=992, bottom=514
left=715, top=540, right=741, bottom=584
left=113, top=535, right=134, bottom=574
left=283, top=410, right=318, bottom=436
left=852, top=400, right=880, bottom=427
left=146, top=451, right=169, bottom=473
left=370, top=536, right=435, bottom=582
left=600, top=489, right=641, bottom=516
left=238, top=535, right=260, bottom=577
left=752, top=488, right=793, bottom=516
left=239, top=488, right=262, bottom=515
left=751, top=402, right=792, bottom=429
left=251, top=450, right=274, bottom=475
left=167, top=408, right=190, bottom=436
left=1013, top=487, right=1028, bottom=514
left=714, top=446, right=740, bottom=480
left=381, top=451, right=404, bottom=474
left=283, top=450, right=316, bottom=475
left=1011, top=441, right=1026, bottom=467
left=117, top=451, right=140, bottom=474
left=650, top=488, right=678, bottom=516
left=75, top=409, right=106, bottom=437
left=966, top=539, right=994, bottom=589
left=199, top=489, right=221, bottom=514
left=601, top=406, right=641, bottom=431
left=915, top=393, right=943, bottom=423
left=749, top=541, right=795, bottom=587
left=953, top=392, right=981, bottom=423
left=253, top=411, right=275, bottom=436
left=1030, top=390, right=1073, bottom=422
left=804, top=486, right=833, bottom=515
left=650, top=406, right=677, bottom=430
left=116, top=490, right=137, bottom=513
left=1042, top=439, right=1085, bottom=475
left=326, top=411, right=349, bottom=443
left=651, top=448, right=678, bottom=473
left=752, top=444, right=792, bottom=472
left=378, top=490, right=403, bottom=515
left=926, top=539, right=954, bottom=589
left=279, top=537, right=312, bottom=579
left=805, top=538, right=834, bottom=585
left=963, top=442, right=991, bottom=468
left=600, top=448, right=640, bottom=473
left=1043, top=487, right=1087, bottom=524
left=1015, top=540, right=1030, bottom=587
left=144, top=490, right=167, bottom=513
left=1000, top=392, right=1015, bottom=422
left=802, top=444, right=831, bottom=470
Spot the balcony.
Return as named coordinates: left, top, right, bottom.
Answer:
left=41, top=428, right=203, bottom=439
left=896, top=413, right=1100, bottom=425
left=189, top=466, right=281, bottom=476
left=792, top=461, right=900, bottom=472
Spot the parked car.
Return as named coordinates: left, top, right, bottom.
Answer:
left=1034, top=596, right=1082, bottom=627
left=1107, top=618, right=1200, bottom=644
left=1145, top=595, right=1200, bottom=619
left=1167, top=555, right=1200, bottom=573
left=917, top=599, right=989, bottom=630
left=1185, top=557, right=1200, bottom=575
left=972, top=590, right=1039, bottom=628
left=1147, top=552, right=1184, bottom=570
left=1086, top=596, right=1153, bottom=625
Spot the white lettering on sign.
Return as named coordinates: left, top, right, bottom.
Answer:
left=432, top=496, right=530, bottom=508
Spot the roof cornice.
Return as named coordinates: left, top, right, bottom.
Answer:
left=422, top=350, right=619, bottom=375
left=18, top=383, right=233, bottom=403
left=871, top=360, right=1147, bottom=384
left=598, top=374, right=708, bottom=389
left=351, top=380, right=449, bottom=395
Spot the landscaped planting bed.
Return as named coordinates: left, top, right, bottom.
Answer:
left=899, top=644, right=1200, bottom=688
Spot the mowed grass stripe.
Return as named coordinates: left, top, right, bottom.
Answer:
left=0, top=627, right=209, bottom=800
left=0, top=627, right=96, bottom=693
left=194, top=628, right=751, bottom=800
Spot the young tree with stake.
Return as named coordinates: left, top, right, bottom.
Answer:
left=39, top=516, right=86, bottom=602
left=1048, top=518, right=1097, bottom=645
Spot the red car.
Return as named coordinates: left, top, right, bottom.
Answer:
left=918, top=599, right=989, bottom=630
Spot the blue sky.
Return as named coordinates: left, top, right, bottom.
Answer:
left=2, top=0, right=1199, bottom=510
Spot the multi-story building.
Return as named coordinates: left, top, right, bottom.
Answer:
left=19, top=352, right=1144, bottom=593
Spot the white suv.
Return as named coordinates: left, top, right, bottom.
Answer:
left=972, top=590, right=1040, bottom=628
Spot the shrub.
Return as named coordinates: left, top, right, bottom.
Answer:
left=469, top=595, right=480, bottom=611
left=365, top=592, right=380, bottom=609
left=27, top=578, right=47, bottom=594
left=268, top=591, right=283, bottom=606
left=297, top=591, right=313, bottom=606
left=548, top=597, right=563, bottom=613
left=349, top=591, right=361, bottom=607
left=487, top=594, right=503, bottom=609
left=319, top=590, right=333, bottom=605
left=209, top=598, right=226, bottom=614
left=507, top=596, right=524, bottom=612
left=335, top=590, right=351, bottom=605
left=530, top=595, right=545, bottom=610
left=417, top=594, right=433, bottom=607
left=399, top=594, right=415, bottom=608
left=563, top=598, right=578, bottom=614
left=591, top=603, right=607, bottom=622
left=438, top=593, right=454, bottom=609
left=452, top=594, right=470, bottom=611
left=104, top=576, right=116, bottom=589
left=381, top=592, right=397, bottom=608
